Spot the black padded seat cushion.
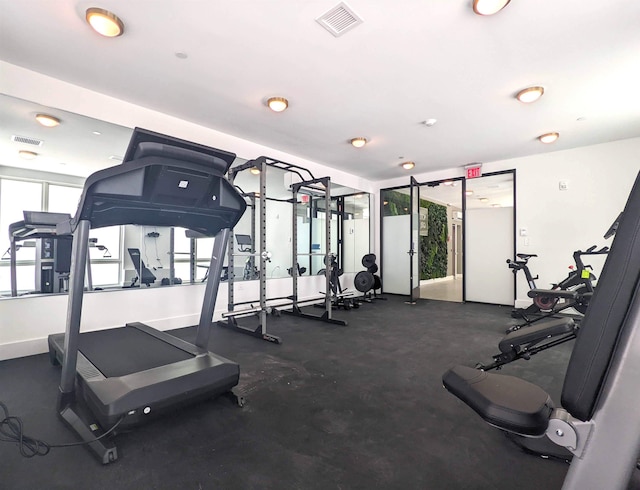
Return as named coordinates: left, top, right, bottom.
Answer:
left=499, top=317, right=576, bottom=353
left=442, top=365, right=554, bottom=436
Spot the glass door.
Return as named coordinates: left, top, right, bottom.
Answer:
left=381, top=187, right=410, bottom=295
left=408, top=177, right=420, bottom=304
left=417, top=179, right=464, bottom=302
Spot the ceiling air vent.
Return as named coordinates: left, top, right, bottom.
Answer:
left=11, top=135, right=44, bottom=146
left=316, top=2, right=363, bottom=37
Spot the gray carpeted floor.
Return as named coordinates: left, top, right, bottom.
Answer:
left=1, top=297, right=578, bottom=489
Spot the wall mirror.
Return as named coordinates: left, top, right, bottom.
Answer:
left=0, top=94, right=371, bottom=297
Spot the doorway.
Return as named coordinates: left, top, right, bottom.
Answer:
left=417, top=179, right=464, bottom=303
left=380, top=177, right=464, bottom=303
left=380, top=170, right=515, bottom=306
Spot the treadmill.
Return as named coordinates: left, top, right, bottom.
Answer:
left=48, top=128, right=247, bottom=464
left=7, top=211, right=73, bottom=296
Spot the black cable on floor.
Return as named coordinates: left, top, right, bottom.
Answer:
left=0, top=401, right=124, bottom=458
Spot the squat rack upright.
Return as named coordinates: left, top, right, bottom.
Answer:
left=216, top=156, right=346, bottom=344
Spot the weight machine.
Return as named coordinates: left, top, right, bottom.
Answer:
left=216, top=156, right=346, bottom=344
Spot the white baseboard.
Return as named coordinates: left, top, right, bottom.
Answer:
left=0, top=338, right=49, bottom=361
left=514, top=299, right=532, bottom=309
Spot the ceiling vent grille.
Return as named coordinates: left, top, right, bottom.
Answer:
left=316, top=2, right=363, bottom=37
left=11, top=135, right=44, bottom=146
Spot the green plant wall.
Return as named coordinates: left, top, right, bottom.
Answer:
left=382, top=189, right=449, bottom=280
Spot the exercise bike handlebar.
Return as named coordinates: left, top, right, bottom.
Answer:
left=574, top=245, right=609, bottom=257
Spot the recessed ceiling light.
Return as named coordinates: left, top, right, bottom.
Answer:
left=473, top=0, right=511, bottom=15
left=516, top=86, right=544, bottom=103
left=491, top=203, right=501, bottom=207
left=465, top=190, right=474, bottom=196
left=538, top=132, right=559, bottom=144
left=250, top=167, right=261, bottom=175
left=92, top=131, right=102, bottom=136
left=175, top=52, right=188, bottom=59
left=350, top=137, right=367, bottom=148
left=401, top=161, right=415, bottom=170
left=267, top=97, right=289, bottom=112
left=86, top=8, right=124, bottom=37
left=19, top=150, right=38, bottom=160
left=423, top=119, right=438, bottom=127
left=479, top=198, right=489, bottom=203
left=35, top=114, right=61, bottom=127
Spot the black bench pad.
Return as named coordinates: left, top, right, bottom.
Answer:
left=499, top=317, right=576, bottom=353
left=442, top=365, right=554, bottom=436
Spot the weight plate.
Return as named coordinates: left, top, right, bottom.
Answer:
left=354, top=271, right=375, bottom=292
left=362, top=253, right=377, bottom=269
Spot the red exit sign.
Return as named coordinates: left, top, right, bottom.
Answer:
left=465, top=165, right=482, bottom=179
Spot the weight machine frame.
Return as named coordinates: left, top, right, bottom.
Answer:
left=216, top=156, right=346, bottom=344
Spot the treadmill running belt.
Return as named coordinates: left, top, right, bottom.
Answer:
left=78, top=326, right=193, bottom=378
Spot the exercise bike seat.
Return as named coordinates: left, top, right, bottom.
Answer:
left=499, top=317, right=576, bottom=354
left=516, top=253, right=537, bottom=260
left=442, top=365, right=555, bottom=436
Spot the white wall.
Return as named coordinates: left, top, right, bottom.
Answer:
left=375, top=137, right=640, bottom=307
left=0, top=62, right=375, bottom=360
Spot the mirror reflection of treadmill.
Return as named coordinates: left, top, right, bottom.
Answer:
left=127, top=248, right=156, bottom=286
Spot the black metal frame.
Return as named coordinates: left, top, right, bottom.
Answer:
left=216, top=156, right=346, bottom=344
left=379, top=169, right=516, bottom=305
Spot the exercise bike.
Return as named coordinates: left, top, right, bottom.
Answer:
left=510, top=246, right=608, bottom=323
left=540, top=245, right=607, bottom=312
left=506, top=246, right=608, bottom=333
left=507, top=254, right=557, bottom=319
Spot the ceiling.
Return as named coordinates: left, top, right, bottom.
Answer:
left=1, top=0, right=639, bottom=182
left=0, top=94, right=133, bottom=177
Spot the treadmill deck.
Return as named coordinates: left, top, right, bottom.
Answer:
left=49, top=323, right=239, bottom=427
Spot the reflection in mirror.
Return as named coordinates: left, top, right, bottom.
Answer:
left=0, top=94, right=132, bottom=296
left=0, top=93, right=373, bottom=297
left=262, top=165, right=294, bottom=279
left=341, top=193, right=371, bottom=274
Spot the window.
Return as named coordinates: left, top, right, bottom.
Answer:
left=0, top=179, right=43, bottom=293
left=0, top=178, right=123, bottom=293
left=48, top=184, right=82, bottom=214
left=0, top=179, right=43, bottom=255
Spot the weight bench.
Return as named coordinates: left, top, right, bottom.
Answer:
left=443, top=170, right=640, bottom=489
left=477, top=316, right=578, bottom=371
